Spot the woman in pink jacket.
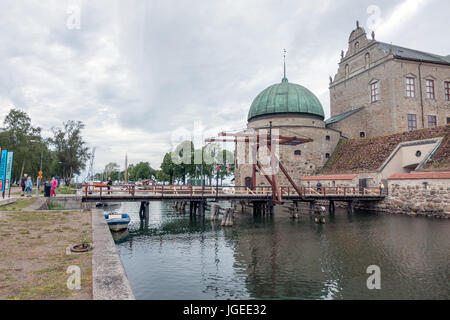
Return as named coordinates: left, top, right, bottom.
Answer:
left=51, top=177, right=57, bottom=196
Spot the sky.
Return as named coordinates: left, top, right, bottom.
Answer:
left=0, top=0, right=449, bottom=178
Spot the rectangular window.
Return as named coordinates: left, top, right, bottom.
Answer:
left=408, top=114, right=417, bottom=131
left=426, top=79, right=435, bottom=99
left=445, top=81, right=450, bottom=101
left=428, top=115, right=437, bottom=127
left=406, top=77, right=415, bottom=97
left=370, top=82, right=379, bottom=102
left=447, top=117, right=450, bottom=124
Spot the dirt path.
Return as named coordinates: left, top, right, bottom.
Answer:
left=0, top=210, right=92, bottom=300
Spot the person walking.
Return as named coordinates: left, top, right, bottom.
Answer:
left=380, top=183, right=385, bottom=194
left=25, top=176, right=33, bottom=197
left=21, top=174, right=28, bottom=197
left=316, top=181, right=322, bottom=193
left=107, top=177, right=112, bottom=194
left=51, top=177, right=57, bottom=197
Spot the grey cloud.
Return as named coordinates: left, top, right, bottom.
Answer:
left=0, top=0, right=448, bottom=177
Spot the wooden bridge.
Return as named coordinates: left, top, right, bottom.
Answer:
left=81, top=184, right=385, bottom=203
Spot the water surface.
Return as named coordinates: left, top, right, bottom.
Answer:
left=106, top=202, right=449, bottom=300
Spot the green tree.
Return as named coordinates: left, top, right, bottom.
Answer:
left=132, top=162, right=156, bottom=181
left=171, top=141, right=195, bottom=184
left=0, top=108, right=51, bottom=183
left=51, top=120, right=90, bottom=185
left=160, top=152, right=176, bottom=184
left=155, top=170, right=170, bottom=184
left=104, top=162, right=120, bottom=181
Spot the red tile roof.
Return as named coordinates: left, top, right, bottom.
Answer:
left=301, top=174, right=358, bottom=181
left=388, top=172, right=450, bottom=180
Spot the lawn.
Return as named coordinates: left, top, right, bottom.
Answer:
left=0, top=198, right=38, bottom=211
left=0, top=210, right=92, bottom=300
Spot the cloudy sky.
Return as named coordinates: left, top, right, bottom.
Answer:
left=1, top=0, right=449, bottom=177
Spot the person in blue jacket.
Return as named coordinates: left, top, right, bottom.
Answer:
left=25, top=176, right=33, bottom=197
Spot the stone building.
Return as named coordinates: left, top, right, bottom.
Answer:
left=328, top=21, right=450, bottom=139
left=233, top=23, right=449, bottom=191
left=234, top=71, right=341, bottom=188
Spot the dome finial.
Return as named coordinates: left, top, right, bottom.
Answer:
left=282, top=49, right=288, bottom=82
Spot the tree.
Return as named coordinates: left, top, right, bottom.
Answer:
left=160, top=153, right=176, bottom=184
left=171, top=141, right=195, bottom=184
left=104, top=162, right=120, bottom=181
left=51, top=120, right=90, bottom=184
left=0, top=108, right=49, bottom=183
left=155, top=170, right=170, bottom=184
left=130, top=162, right=156, bottom=181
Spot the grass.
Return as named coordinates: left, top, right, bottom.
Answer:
left=0, top=210, right=92, bottom=300
left=0, top=198, right=37, bottom=211
left=48, top=202, right=65, bottom=210
left=55, top=186, right=76, bottom=195
left=321, top=125, right=449, bottom=174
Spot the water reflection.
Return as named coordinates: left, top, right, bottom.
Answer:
left=106, top=201, right=450, bottom=300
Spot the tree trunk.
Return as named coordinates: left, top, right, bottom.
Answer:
left=19, top=158, right=25, bottom=181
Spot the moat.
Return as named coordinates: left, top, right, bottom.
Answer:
left=106, top=202, right=449, bottom=300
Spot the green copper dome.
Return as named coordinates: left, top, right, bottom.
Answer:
left=248, top=77, right=325, bottom=122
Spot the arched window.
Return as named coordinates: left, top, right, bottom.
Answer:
left=355, top=42, right=359, bottom=51
left=345, top=64, right=349, bottom=77
left=365, top=53, right=370, bottom=68
left=325, top=153, right=330, bottom=159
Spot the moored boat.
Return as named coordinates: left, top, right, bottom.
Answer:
left=104, top=213, right=131, bottom=232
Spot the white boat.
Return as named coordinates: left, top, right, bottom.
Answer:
left=104, top=213, right=131, bottom=232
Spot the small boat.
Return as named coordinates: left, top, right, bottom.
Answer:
left=104, top=213, right=131, bottom=232
left=96, top=202, right=121, bottom=208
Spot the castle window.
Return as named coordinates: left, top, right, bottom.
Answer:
left=407, top=114, right=417, bottom=131
left=294, top=150, right=301, bottom=156
left=416, top=151, right=422, bottom=157
left=345, top=64, right=349, bottom=77
left=447, top=117, right=450, bottom=124
left=370, top=81, right=379, bottom=102
left=365, top=53, right=370, bottom=68
left=445, top=81, right=450, bottom=101
left=354, top=42, right=359, bottom=51
left=325, top=153, right=330, bottom=159
left=360, top=132, right=366, bottom=138
left=428, top=115, right=437, bottom=127
left=325, top=135, right=330, bottom=141
left=406, top=77, right=416, bottom=97
left=426, top=79, right=435, bottom=99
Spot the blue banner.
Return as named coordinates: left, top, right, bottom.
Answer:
left=5, top=151, right=14, bottom=191
left=0, top=150, right=7, bottom=192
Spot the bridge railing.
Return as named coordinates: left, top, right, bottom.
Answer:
left=300, top=186, right=383, bottom=196
left=81, top=184, right=276, bottom=198
left=81, top=184, right=384, bottom=198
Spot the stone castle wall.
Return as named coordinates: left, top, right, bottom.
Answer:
left=356, top=178, right=450, bottom=218
left=329, top=27, right=450, bottom=139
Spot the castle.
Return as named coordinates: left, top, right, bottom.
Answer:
left=234, top=22, right=450, bottom=193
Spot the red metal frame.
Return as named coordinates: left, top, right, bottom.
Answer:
left=206, top=130, right=313, bottom=203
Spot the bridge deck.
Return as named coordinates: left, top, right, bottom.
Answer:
left=81, top=185, right=385, bottom=202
